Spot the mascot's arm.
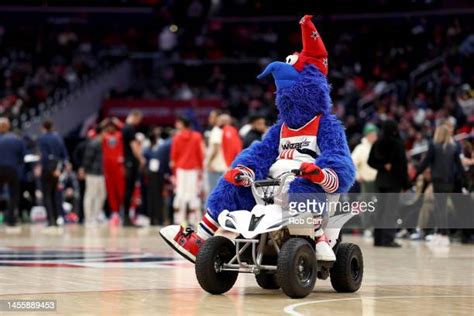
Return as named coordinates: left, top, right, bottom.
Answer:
left=206, top=121, right=282, bottom=217
left=231, top=121, right=282, bottom=179
left=314, top=114, right=356, bottom=193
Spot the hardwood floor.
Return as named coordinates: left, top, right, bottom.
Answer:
left=0, top=225, right=472, bottom=315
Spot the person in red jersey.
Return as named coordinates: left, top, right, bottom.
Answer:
left=101, top=118, right=125, bottom=226
left=170, top=117, right=205, bottom=226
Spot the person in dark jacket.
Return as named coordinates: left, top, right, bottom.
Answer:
left=82, top=129, right=106, bottom=225
left=0, top=118, right=26, bottom=228
left=242, top=115, right=267, bottom=149
left=144, top=130, right=172, bottom=226
left=416, top=124, right=465, bottom=245
left=122, top=110, right=145, bottom=227
left=368, top=120, right=409, bottom=247
left=38, top=120, right=69, bottom=227
left=72, top=137, right=89, bottom=224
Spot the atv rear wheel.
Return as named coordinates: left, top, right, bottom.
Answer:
left=330, top=243, right=363, bottom=293
left=256, top=273, right=280, bottom=290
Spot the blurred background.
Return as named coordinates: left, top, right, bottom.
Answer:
left=0, top=0, right=472, bottom=243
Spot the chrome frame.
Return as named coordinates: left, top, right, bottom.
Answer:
left=220, top=233, right=281, bottom=274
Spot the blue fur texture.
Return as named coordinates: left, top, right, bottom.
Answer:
left=276, top=65, right=331, bottom=128
left=207, top=65, right=355, bottom=220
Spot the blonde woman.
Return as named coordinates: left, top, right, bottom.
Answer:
left=416, top=124, right=464, bottom=245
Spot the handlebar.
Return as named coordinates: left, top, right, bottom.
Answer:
left=235, top=168, right=319, bottom=186
left=235, top=167, right=320, bottom=202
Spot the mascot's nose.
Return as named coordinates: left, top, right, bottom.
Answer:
left=257, top=61, right=299, bottom=90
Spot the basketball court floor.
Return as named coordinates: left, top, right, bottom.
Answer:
left=0, top=225, right=473, bottom=315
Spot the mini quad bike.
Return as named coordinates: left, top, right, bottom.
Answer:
left=195, top=170, right=363, bottom=299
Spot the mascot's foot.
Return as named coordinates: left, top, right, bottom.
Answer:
left=315, top=235, right=336, bottom=262
left=159, top=225, right=205, bottom=263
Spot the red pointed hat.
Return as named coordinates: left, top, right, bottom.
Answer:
left=292, top=15, right=328, bottom=76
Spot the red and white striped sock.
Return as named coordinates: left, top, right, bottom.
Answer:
left=320, top=168, right=339, bottom=193
left=197, top=211, right=219, bottom=240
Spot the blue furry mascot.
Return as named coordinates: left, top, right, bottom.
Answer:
left=161, top=15, right=355, bottom=263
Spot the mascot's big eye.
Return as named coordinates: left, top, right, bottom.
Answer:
left=285, top=54, right=299, bottom=65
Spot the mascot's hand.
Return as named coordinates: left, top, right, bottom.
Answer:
left=299, top=162, right=324, bottom=183
left=224, top=164, right=255, bottom=187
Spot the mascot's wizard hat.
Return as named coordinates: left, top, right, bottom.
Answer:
left=292, top=15, right=328, bottom=75
left=258, top=15, right=329, bottom=90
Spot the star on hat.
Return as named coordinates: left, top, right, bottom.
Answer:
left=292, top=15, right=329, bottom=76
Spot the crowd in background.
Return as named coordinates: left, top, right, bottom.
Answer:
left=0, top=106, right=473, bottom=246
left=0, top=109, right=263, bottom=232
left=0, top=1, right=472, bottom=245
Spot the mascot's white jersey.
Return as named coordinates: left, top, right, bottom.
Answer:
left=269, top=115, right=321, bottom=178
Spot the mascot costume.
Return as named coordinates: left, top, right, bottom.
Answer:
left=161, top=15, right=355, bottom=263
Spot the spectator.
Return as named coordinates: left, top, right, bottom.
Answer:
left=60, top=163, right=81, bottom=224
left=38, top=120, right=69, bottom=230
left=122, top=110, right=145, bottom=227
left=352, top=123, right=379, bottom=193
left=206, top=114, right=229, bottom=192
left=171, top=117, right=204, bottom=225
left=0, top=117, right=25, bottom=230
left=144, top=129, right=172, bottom=226
left=72, top=136, right=88, bottom=224
left=221, top=116, right=242, bottom=168
left=368, top=120, right=409, bottom=248
left=352, top=123, right=379, bottom=237
left=101, top=118, right=125, bottom=227
left=242, top=115, right=267, bottom=149
left=416, top=124, right=465, bottom=245
left=82, top=129, right=106, bottom=225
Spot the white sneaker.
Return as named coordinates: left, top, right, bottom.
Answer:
left=363, top=229, right=373, bottom=239
left=316, top=241, right=336, bottom=262
left=410, top=229, right=425, bottom=240
left=425, top=234, right=435, bottom=242
left=396, top=229, right=409, bottom=239
left=56, top=217, right=65, bottom=226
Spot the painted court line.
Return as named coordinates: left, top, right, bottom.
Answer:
left=284, top=295, right=474, bottom=316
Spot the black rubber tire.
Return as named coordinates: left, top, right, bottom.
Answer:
left=277, top=238, right=317, bottom=299
left=195, top=236, right=238, bottom=295
left=255, top=255, right=279, bottom=290
left=330, top=243, right=364, bottom=293
left=256, top=273, right=280, bottom=290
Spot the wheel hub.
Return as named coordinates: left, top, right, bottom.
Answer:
left=296, top=256, right=312, bottom=285
left=351, top=257, right=360, bottom=281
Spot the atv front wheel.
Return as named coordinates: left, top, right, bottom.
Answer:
left=330, top=243, right=363, bottom=293
left=277, top=238, right=317, bottom=299
left=195, top=236, right=238, bottom=294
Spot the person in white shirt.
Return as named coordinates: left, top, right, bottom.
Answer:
left=352, top=123, right=378, bottom=237
left=352, top=123, right=378, bottom=193
left=206, top=114, right=231, bottom=192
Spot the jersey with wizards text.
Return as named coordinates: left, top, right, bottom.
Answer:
left=278, top=115, right=321, bottom=163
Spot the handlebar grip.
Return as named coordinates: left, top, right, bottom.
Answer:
left=291, top=169, right=302, bottom=176
left=292, top=169, right=320, bottom=176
